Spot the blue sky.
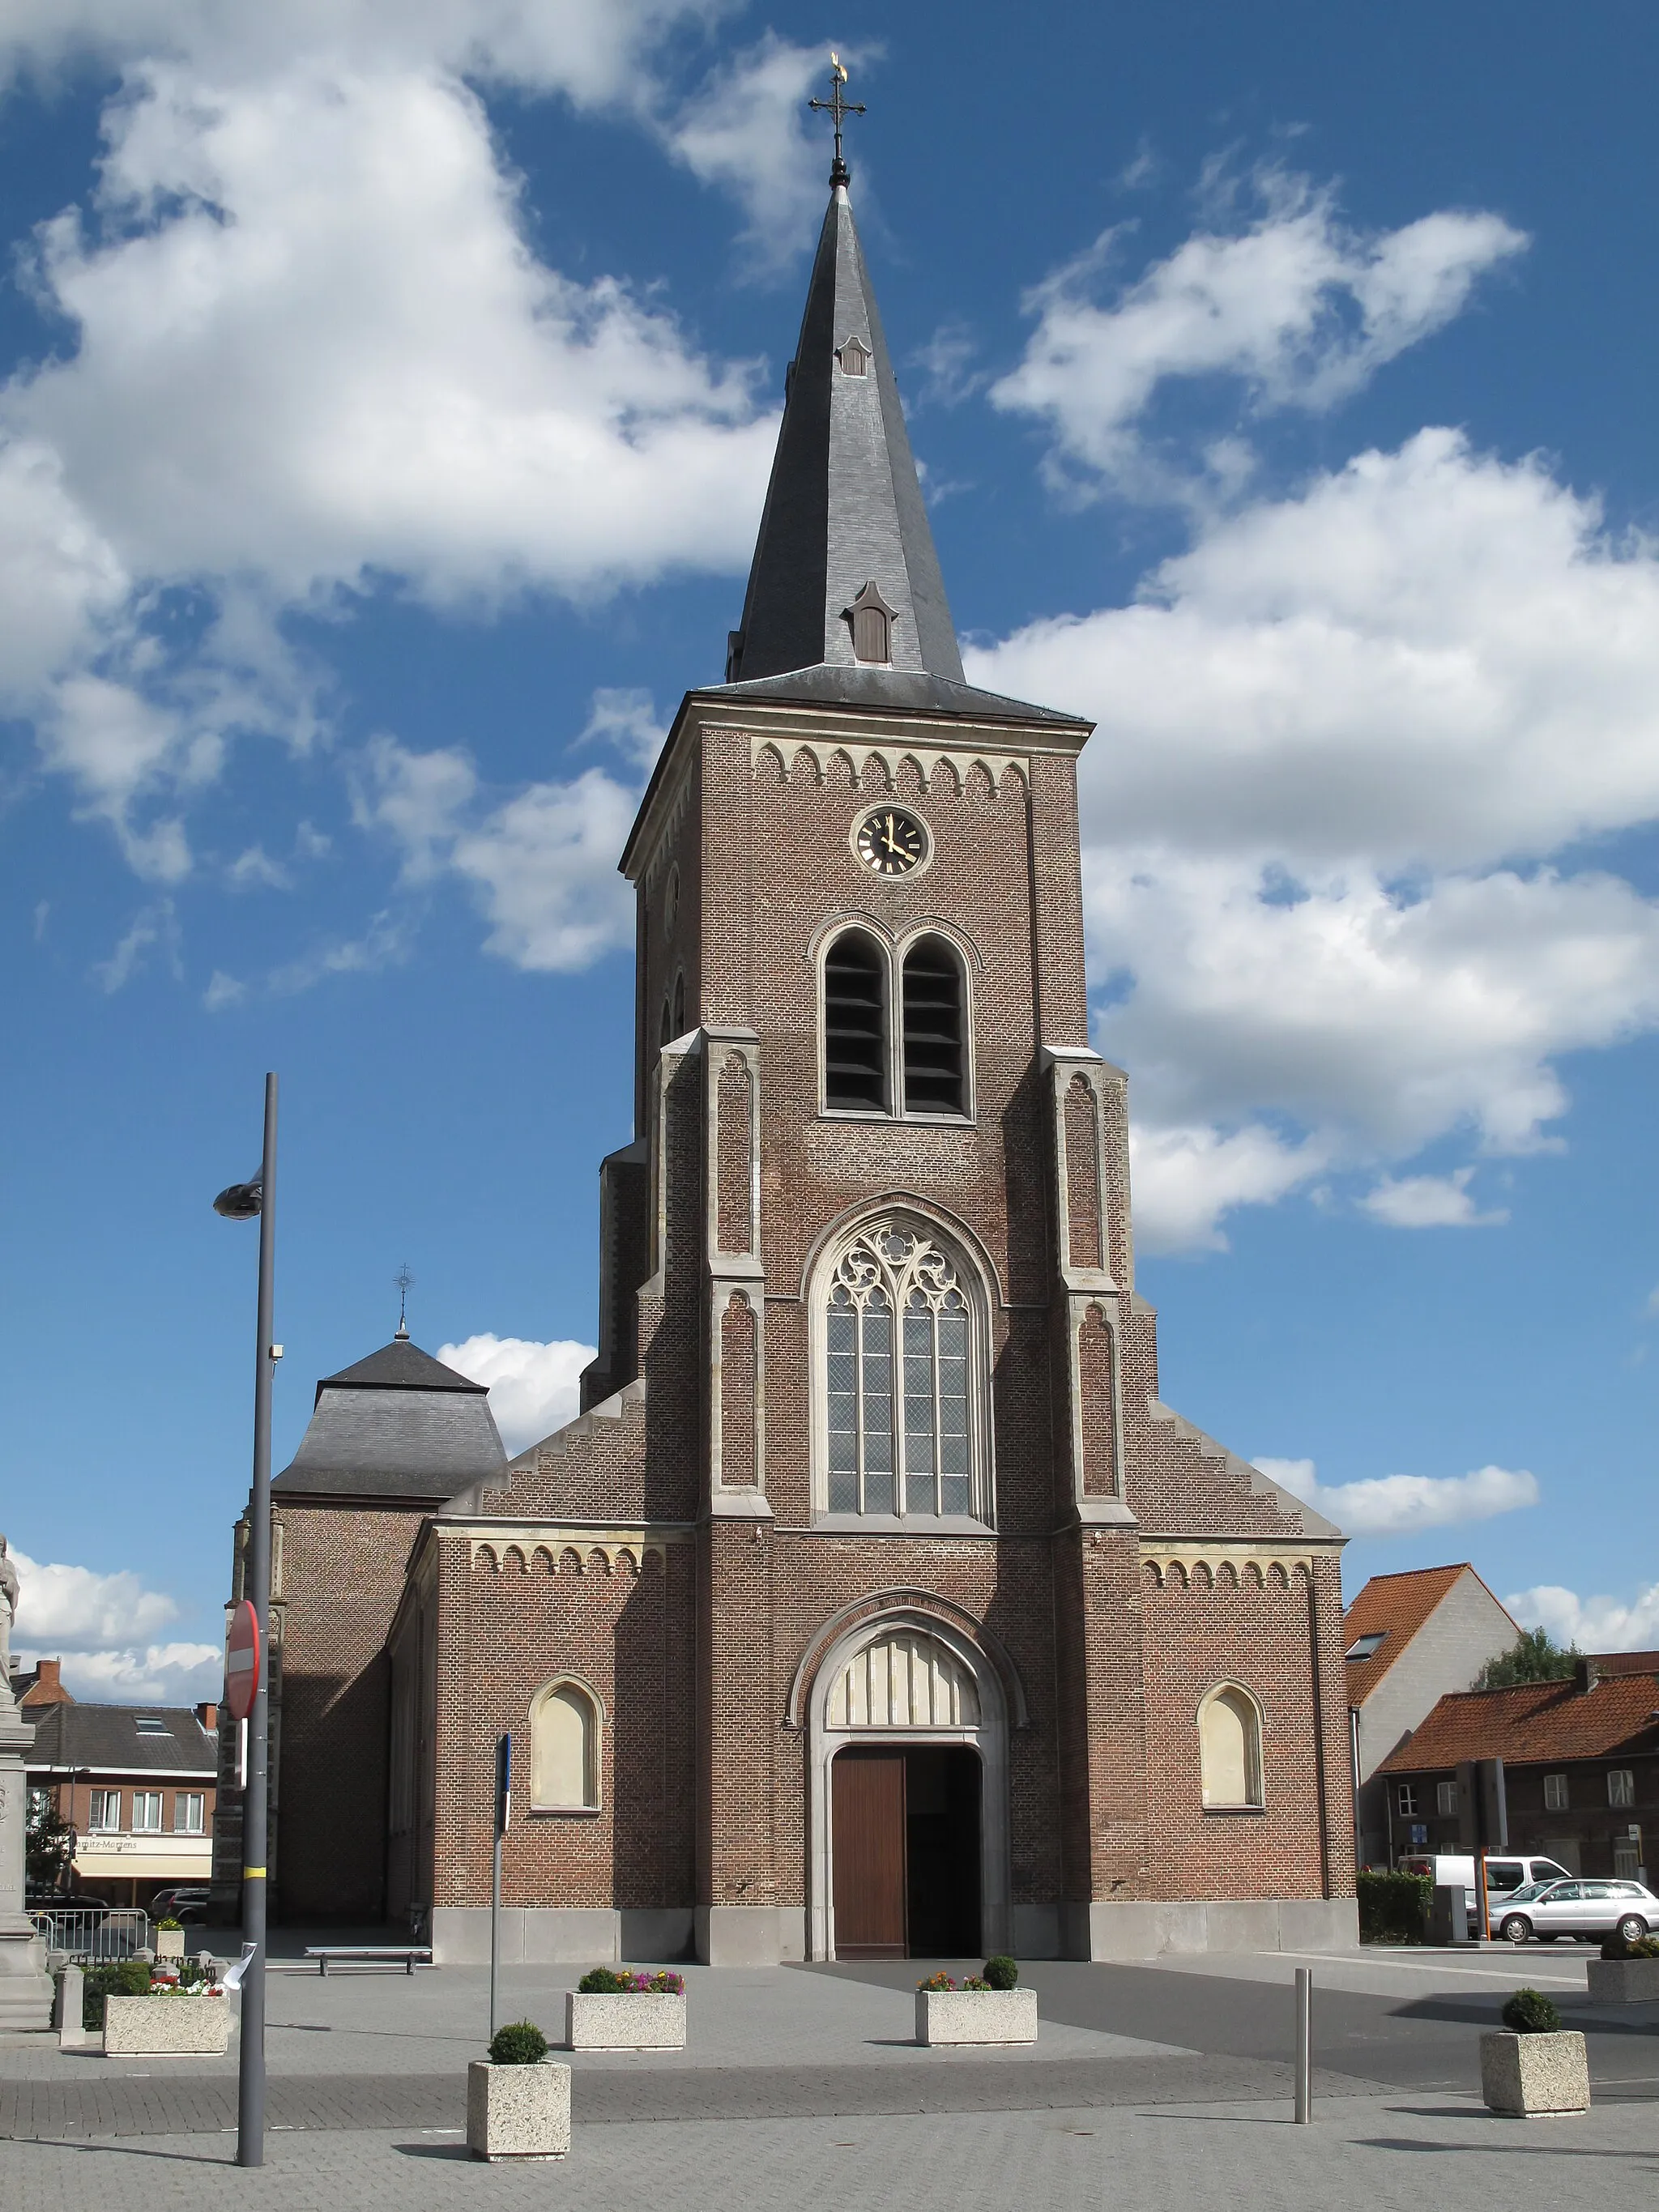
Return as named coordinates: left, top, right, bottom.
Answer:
left=3, top=2, right=1657, bottom=1701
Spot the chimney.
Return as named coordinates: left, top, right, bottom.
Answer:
left=19, top=1657, right=72, bottom=1707
left=1574, top=1658, right=1601, bottom=1694
left=196, top=1700, right=219, bottom=1736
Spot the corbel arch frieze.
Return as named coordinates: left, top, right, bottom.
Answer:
left=784, top=1587, right=1030, bottom=1732
left=750, top=733, right=1030, bottom=795
left=1141, top=1544, right=1316, bottom=1589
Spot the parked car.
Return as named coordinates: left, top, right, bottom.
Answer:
left=1397, top=1852, right=1573, bottom=1916
left=148, top=1886, right=211, bottom=1923
left=1498, top=1878, right=1659, bottom=1946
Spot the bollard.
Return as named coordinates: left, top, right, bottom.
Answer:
left=54, top=1964, right=85, bottom=2049
left=1293, top=1966, right=1312, bottom=2124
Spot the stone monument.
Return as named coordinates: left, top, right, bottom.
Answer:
left=0, top=1534, right=54, bottom=2028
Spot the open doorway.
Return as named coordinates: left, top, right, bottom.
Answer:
left=831, top=1745, right=981, bottom=1958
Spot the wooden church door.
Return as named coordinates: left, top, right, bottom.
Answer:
left=832, top=1749, right=907, bottom=1958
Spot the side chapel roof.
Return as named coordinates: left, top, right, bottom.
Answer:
left=274, top=1337, right=506, bottom=1500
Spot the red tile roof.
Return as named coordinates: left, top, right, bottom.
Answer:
left=1379, top=1672, right=1659, bottom=1772
left=1343, top=1564, right=1515, bottom=1706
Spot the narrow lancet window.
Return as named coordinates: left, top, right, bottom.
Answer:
left=902, top=937, right=965, bottom=1114
left=824, top=931, right=886, bottom=1107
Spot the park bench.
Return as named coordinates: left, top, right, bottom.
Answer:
left=302, top=1945, right=433, bottom=1976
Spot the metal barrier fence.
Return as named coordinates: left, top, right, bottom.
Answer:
left=30, top=1907, right=151, bottom=1961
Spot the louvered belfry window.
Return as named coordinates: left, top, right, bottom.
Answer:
left=902, top=937, right=964, bottom=1114
left=825, top=1225, right=975, bottom=1518
left=824, top=930, right=885, bottom=1107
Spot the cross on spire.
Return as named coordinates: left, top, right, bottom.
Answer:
left=808, top=52, right=864, bottom=188
left=394, top=1263, right=414, bottom=1340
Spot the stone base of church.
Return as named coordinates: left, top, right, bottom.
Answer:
left=694, top=1906, right=808, bottom=1966
left=430, top=1907, right=697, bottom=1967
left=1063, top=1897, right=1359, bottom=1961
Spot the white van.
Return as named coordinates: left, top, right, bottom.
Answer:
left=1399, top=1852, right=1574, bottom=1917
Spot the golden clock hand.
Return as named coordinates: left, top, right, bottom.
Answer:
left=882, top=816, right=902, bottom=854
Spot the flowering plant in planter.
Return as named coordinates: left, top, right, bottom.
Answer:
left=576, top=1968, right=684, bottom=1994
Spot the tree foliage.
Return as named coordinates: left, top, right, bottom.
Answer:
left=1472, top=1627, right=1580, bottom=1690
left=26, top=1794, right=76, bottom=1892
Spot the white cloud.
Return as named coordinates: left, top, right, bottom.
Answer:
left=92, top=898, right=181, bottom=992
left=663, top=34, right=833, bottom=266
left=438, top=1332, right=595, bottom=1454
left=26, top=1643, right=225, bottom=1705
left=1358, top=1167, right=1508, bottom=1229
left=1257, top=1457, right=1540, bottom=1537
left=360, top=735, right=638, bottom=973
left=576, top=688, right=667, bottom=774
left=991, top=168, right=1525, bottom=492
left=10, top=1545, right=180, bottom=1647
left=970, top=428, right=1659, bottom=1250
left=0, top=18, right=777, bottom=884
left=1505, top=1583, right=1659, bottom=1654
left=225, top=845, right=290, bottom=891
left=203, top=969, right=245, bottom=1011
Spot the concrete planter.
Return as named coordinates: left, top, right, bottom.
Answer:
left=915, top=1988, right=1038, bottom=2047
left=154, top=1929, right=186, bottom=1960
left=103, top=1994, right=231, bottom=2056
left=1587, top=1956, right=1659, bottom=2005
left=466, top=2059, right=571, bottom=2161
left=1479, top=2030, right=1590, bottom=2116
left=565, top=1989, right=687, bottom=2049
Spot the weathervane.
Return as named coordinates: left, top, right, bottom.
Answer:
left=394, top=1263, right=414, bottom=1341
left=808, top=52, right=865, bottom=188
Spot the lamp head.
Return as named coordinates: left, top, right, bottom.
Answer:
left=213, top=1179, right=263, bottom=1221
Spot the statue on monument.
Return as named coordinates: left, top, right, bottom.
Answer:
left=0, top=1532, right=19, bottom=1690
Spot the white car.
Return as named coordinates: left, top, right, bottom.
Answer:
left=1498, top=1878, right=1659, bottom=1946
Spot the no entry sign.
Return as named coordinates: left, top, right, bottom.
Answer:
left=225, top=1600, right=260, bottom=1723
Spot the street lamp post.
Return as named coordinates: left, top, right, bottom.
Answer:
left=214, top=1072, right=279, bottom=2172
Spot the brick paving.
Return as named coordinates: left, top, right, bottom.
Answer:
left=4, top=2094, right=1659, bottom=2212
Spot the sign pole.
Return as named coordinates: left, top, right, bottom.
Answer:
left=489, top=1733, right=510, bottom=2043
left=1294, top=1967, right=1313, bottom=2123
left=240, top=1075, right=277, bottom=2170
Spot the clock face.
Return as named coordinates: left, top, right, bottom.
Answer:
left=855, top=807, right=928, bottom=876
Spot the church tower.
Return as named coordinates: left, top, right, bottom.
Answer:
left=352, top=111, right=1356, bottom=1965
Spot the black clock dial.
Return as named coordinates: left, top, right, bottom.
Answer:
left=855, top=808, right=927, bottom=876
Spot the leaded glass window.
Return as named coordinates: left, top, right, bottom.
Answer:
left=823, top=1225, right=979, bottom=1518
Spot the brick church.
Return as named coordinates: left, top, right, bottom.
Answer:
left=215, top=160, right=1356, bottom=1965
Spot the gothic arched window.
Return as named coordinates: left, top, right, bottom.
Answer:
left=1197, top=1684, right=1264, bottom=1809
left=901, top=936, right=965, bottom=1115
left=821, top=1221, right=985, bottom=1520
left=530, top=1678, right=601, bottom=1811
left=823, top=930, right=887, bottom=1108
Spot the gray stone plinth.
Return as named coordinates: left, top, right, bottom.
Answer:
left=916, top=1988, right=1038, bottom=2046
left=466, top=2059, right=571, bottom=2160
left=0, top=1706, right=53, bottom=2032
left=1479, top=2029, right=1590, bottom=2116
left=1586, top=1956, right=1659, bottom=2005
left=103, top=1994, right=232, bottom=2056
left=566, top=1989, right=686, bottom=2048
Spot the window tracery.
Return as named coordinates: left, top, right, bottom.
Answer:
left=823, top=1224, right=979, bottom=1519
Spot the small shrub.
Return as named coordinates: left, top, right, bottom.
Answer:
left=577, top=1967, right=630, bottom=1993
left=81, top=1957, right=152, bottom=2031
left=1601, top=1932, right=1659, bottom=1961
left=488, top=2020, right=548, bottom=2065
left=962, top=1975, right=991, bottom=1991
left=155, top=1917, right=182, bottom=1932
left=1502, top=1988, right=1563, bottom=2035
left=916, top=1971, right=957, bottom=1992
left=982, top=1955, right=1019, bottom=1990
left=1358, top=1869, right=1432, bottom=1946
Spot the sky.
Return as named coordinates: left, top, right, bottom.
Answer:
left=3, top=1, right=1658, bottom=1703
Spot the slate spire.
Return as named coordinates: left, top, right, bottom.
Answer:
left=725, top=180, right=966, bottom=691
